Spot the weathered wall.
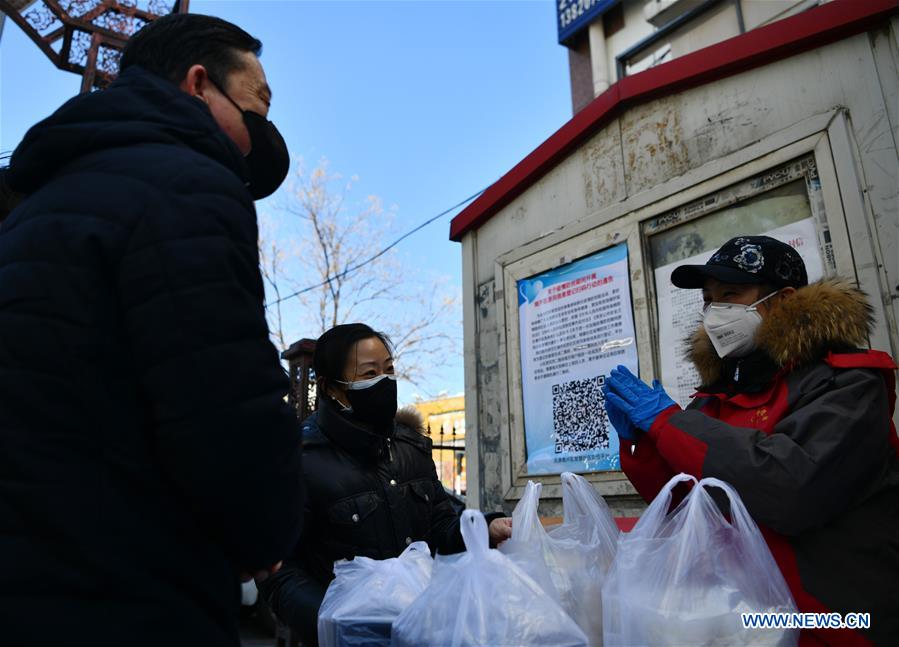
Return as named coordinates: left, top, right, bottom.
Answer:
left=474, top=279, right=505, bottom=510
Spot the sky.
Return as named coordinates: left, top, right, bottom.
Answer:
left=0, top=0, right=573, bottom=403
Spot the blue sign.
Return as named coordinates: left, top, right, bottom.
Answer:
left=557, top=0, right=619, bottom=44
left=517, top=244, right=638, bottom=475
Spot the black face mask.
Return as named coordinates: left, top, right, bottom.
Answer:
left=340, top=374, right=398, bottom=432
left=211, top=79, right=290, bottom=200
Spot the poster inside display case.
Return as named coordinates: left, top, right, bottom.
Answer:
left=517, top=243, right=638, bottom=475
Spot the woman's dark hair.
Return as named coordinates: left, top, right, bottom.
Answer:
left=313, top=324, right=394, bottom=394
left=120, top=13, right=262, bottom=89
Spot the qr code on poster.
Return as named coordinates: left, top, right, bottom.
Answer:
left=552, top=376, right=610, bottom=454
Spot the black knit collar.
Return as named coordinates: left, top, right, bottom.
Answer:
left=703, top=349, right=780, bottom=395
left=317, top=397, right=393, bottom=461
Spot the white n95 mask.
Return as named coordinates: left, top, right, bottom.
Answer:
left=702, top=291, right=778, bottom=359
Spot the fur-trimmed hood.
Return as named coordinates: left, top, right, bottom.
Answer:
left=305, top=399, right=430, bottom=458
left=688, top=278, right=873, bottom=386
left=395, top=405, right=426, bottom=434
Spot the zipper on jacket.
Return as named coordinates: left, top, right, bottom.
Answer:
left=377, top=464, right=400, bottom=554
left=386, top=437, right=394, bottom=463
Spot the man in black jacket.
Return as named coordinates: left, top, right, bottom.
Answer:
left=0, top=14, right=302, bottom=646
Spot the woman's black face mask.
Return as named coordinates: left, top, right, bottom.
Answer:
left=338, top=374, right=398, bottom=432
left=210, top=78, right=290, bottom=200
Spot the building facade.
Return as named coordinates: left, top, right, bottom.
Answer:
left=410, top=394, right=467, bottom=496
left=564, top=0, right=839, bottom=114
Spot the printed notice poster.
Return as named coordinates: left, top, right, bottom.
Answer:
left=654, top=217, right=825, bottom=407
left=518, top=243, right=638, bottom=475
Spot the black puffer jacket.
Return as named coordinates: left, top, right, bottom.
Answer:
left=1, top=67, right=303, bottom=646
left=262, top=398, right=479, bottom=646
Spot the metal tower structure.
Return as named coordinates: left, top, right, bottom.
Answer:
left=282, top=338, right=318, bottom=422
left=0, top=0, right=189, bottom=93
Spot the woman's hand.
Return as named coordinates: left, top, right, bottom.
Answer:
left=239, top=561, right=283, bottom=583
left=488, top=517, right=513, bottom=547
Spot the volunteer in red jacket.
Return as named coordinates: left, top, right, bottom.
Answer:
left=603, top=236, right=898, bottom=646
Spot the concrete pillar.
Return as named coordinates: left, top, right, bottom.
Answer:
left=588, top=19, right=610, bottom=97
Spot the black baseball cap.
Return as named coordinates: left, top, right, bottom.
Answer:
left=671, top=235, right=808, bottom=289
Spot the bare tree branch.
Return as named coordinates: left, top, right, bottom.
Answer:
left=260, top=159, right=461, bottom=389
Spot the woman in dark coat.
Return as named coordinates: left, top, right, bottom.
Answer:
left=261, top=323, right=511, bottom=646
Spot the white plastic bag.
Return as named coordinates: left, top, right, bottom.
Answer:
left=391, top=510, right=588, bottom=647
left=602, top=474, right=799, bottom=647
left=500, top=472, right=619, bottom=645
left=318, top=541, right=433, bottom=647
left=498, top=480, right=560, bottom=601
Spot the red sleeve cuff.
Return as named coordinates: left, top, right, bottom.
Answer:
left=647, top=405, right=709, bottom=478
left=647, top=404, right=681, bottom=441
left=620, top=433, right=677, bottom=505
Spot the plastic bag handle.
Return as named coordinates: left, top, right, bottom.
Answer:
left=697, top=477, right=761, bottom=536
left=629, top=472, right=697, bottom=536
left=400, top=541, right=431, bottom=558
left=560, top=472, right=587, bottom=520
left=560, top=472, right=620, bottom=545
left=560, top=472, right=613, bottom=517
left=510, top=480, right=546, bottom=542
left=460, top=509, right=489, bottom=557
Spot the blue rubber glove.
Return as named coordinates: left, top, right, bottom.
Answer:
left=605, top=365, right=678, bottom=432
left=601, top=382, right=638, bottom=441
